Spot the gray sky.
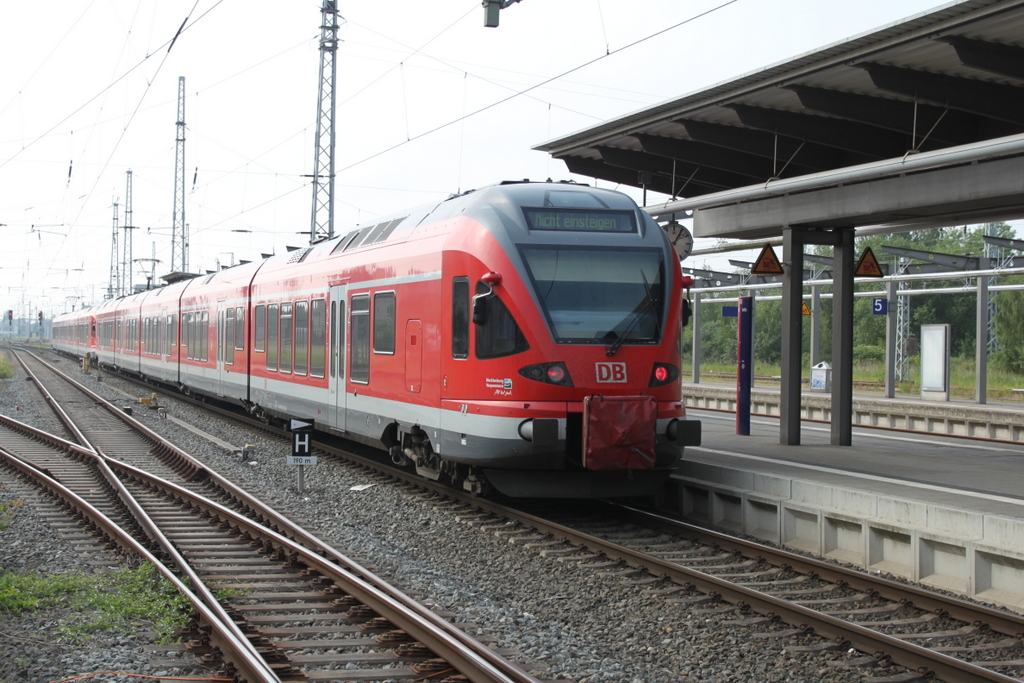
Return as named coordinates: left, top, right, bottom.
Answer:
left=0, top=0, right=950, bottom=316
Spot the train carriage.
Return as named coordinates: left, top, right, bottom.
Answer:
left=53, top=181, right=700, bottom=498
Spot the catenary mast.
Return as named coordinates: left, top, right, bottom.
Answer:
left=309, top=1, right=339, bottom=243
left=171, top=76, right=188, bottom=272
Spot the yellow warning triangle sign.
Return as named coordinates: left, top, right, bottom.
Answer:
left=751, top=244, right=784, bottom=275
left=801, top=302, right=812, bottom=316
left=855, top=246, right=884, bottom=278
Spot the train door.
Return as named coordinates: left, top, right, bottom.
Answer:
left=329, top=284, right=347, bottom=431
left=405, top=320, right=422, bottom=393
left=216, top=301, right=227, bottom=396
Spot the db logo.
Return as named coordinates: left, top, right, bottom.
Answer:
left=595, top=362, right=627, bottom=383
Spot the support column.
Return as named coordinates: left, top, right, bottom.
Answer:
left=831, top=229, right=855, bottom=446
left=810, top=285, right=821, bottom=366
left=885, top=279, right=897, bottom=399
left=691, top=292, right=702, bottom=384
left=780, top=228, right=805, bottom=445
left=976, top=256, right=990, bottom=404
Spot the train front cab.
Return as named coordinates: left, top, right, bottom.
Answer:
left=433, top=184, right=701, bottom=498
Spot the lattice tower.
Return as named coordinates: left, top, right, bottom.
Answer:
left=123, top=170, right=134, bottom=295
left=171, top=76, right=188, bottom=272
left=108, top=200, right=120, bottom=299
left=894, top=256, right=910, bottom=381
left=309, top=0, right=339, bottom=242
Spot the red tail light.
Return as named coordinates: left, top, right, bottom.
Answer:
left=519, top=361, right=574, bottom=387
left=649, top=363, right=679, bottom=387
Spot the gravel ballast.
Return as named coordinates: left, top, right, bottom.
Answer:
left=0, top=349, right=911, bottom=683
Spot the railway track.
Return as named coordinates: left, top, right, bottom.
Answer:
left=2, top=347, right=544, bottom=683
left=27, top=346, right=1024, bottom=681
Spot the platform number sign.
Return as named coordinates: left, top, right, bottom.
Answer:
left=872, top=298, right=888, bottom=315
left=288, top=418, right=317, bottom=465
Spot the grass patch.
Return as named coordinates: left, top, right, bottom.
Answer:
left=0, top=486, right=24, bottom=530
left=0, top=352, right=13, bottom=380
left=0, top=562, right=192, bottom=643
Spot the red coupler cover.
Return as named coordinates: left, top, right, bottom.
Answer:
left=582, top=395, right=658, bottom=470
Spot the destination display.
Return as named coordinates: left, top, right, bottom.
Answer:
left=523, top=208, right=636, bottom=233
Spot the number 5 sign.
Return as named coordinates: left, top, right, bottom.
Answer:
left=872, top=298, right=888, bottom=315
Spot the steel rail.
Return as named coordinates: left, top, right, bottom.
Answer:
left=0, top=445, right=281, bottom=683
left=18, top=348, right=539, bottom=683
left=462, top=498, right=1023, bottom=683
left=105, top=454, right=540, bottom=683
left=250, top=434, right=1024, bottom=683
left=10, top=351, right=286, bottom=681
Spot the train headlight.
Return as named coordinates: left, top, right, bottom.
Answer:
left=649, top=363, right=680, bottom=387
left=518, top=361, right=574, bottom=387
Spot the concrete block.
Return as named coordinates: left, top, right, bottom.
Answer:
left=711, top=489, right=743, bottom=533
left=790, top=480, right=833, bottom=508
left=867, top=520, right=915, bottom=580
left=782, top=503, right=821, bottom=555
left=928, top=506, right=984, bottom=538
left=973, top=543, right=1024, bottom=612
left=833, top=489, right=876, bottom=517
left=918, top=532, right=969, bottom=594
left=823, top=511, right=865, bottom=567
left=752, top=473, right=791, bottom=499
left=744, top=494, right=781, bottom=544
left=876, top=497, right=928, bottom=527
left=983, top=516, right=1024, bottom=548
left=681, top=484, right=710, bottom=525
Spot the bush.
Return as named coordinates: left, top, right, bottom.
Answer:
left=853, top=345, right=885, bottom=363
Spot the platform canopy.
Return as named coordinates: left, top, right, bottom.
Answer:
left=535, top=0, right=1024, bottom=239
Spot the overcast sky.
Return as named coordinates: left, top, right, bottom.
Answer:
left=1, top=0, right=954, bottom=316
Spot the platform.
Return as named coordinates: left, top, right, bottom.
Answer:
left=682, top=381, right=1024, bottom=444
left=668, top=384, right=1024, bottom=612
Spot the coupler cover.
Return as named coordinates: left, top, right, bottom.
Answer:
left=582, top=395, right=657, bottom=470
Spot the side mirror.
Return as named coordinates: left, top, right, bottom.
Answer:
left=681, top=299, right=692, bottom=328
left=472, top=295, right=489, bottom=325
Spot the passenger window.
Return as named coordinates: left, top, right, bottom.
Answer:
left=280, top=302, right=293, bottom=373
left=267, top=304, right=278, bottom=371
left=452, top=277, right=469, bottom=359
left=225, top=308, right=235, bottom=365
left=350, top=295, right=370, bottom=384
left=255, top=304, right=265, bottom=352
left=311, top=298, right=326, bottom=378
left=475, top=282, right=529, bottom=360
left=373, top=292, right=395, bottom=354
left=235, top=307, right=244, bottom=350
left=294, top=300, right=308, bottom=376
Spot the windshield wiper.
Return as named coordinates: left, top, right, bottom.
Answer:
left=606, top=272, right=659, bottom=357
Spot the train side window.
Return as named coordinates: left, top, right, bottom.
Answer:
left=235, top=307, right=244, bottom=351
left=201, top=311, right=209, bottom=362
left=267, top=304, right=278, bottom=370
left=332, top=299, right=346, bottom=380
left=452, top=277, right=469, bottom=359
left=350, top=295, right=370, bottom=384
left=311, top=298, right=326, bottom=379
left=474, top=282, right=529, bottom=360
left=167, top=314, right=174, bottom=354
left=225, top=307, right=235, bottom=365
left=294, top=300, right=308, bottom=376
left=280, top=302, right=293, bottom=373
left=373, top=292, right=395, bottom=355
left=255, top=304, right=266, bottom=352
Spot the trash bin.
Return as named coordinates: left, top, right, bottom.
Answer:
left=810, top=362, right=831, bottom=391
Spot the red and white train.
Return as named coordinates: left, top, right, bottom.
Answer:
left=53, top=181, right=700, bottom=497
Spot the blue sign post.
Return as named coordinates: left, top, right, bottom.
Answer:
left=872, top=298, right=888, bottom=315
left=736, top=296, right=753, bottom=436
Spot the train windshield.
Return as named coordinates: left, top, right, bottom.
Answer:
left=520, top=246, right=665, bottom=344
